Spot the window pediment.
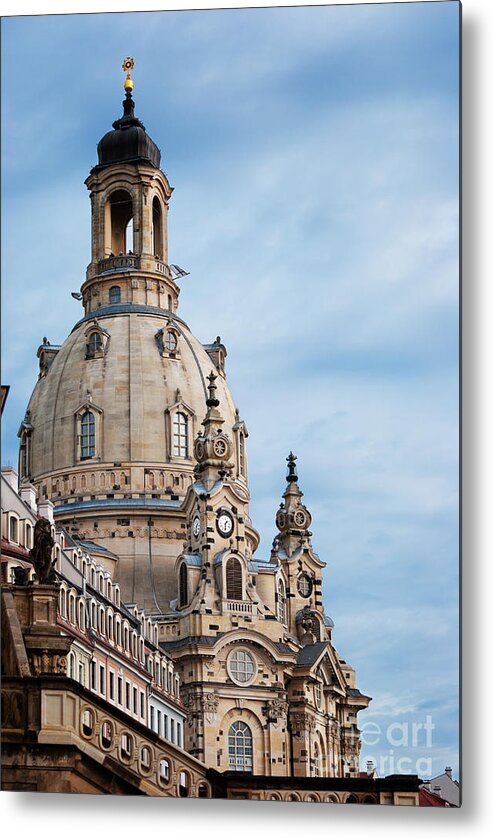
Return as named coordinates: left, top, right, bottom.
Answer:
left=84, top=321, right=110, bottom=359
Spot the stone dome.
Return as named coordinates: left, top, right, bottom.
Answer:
left=95, top=93, right=161, bottom=170
left=26, top=305, right=240, bottom=499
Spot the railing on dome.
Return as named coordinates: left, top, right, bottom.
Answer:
left=224, top=600, right=253, bottom=616
left=97, top=255, right=170, bottom=276
left=99, top=255, right=141, bottom=273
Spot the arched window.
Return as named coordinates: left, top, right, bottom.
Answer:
left=80, top=412, right=95, bottom=459
left=81, top=708, right=94, bottom=737
left=178, top=771, right=189, bottom=798
left=109, top=285, right=121, bottom=304
left=159, top=759, right=170, bottom=782
left=226, top=557, right=243, bottom=600
left=87, top=331, right=102, bottom=356
left=9, top=516, right=18, bottom=543
left=60, top=588, right=67, bottom=618
left=120, top=732, right=133, bottom=760
left=277, top=577, right=286, bottom=624
left=179, top=563, right=188, bottom=608
left=228, top=721, right=253, bottom=772
left=197, top=782, right=210, bottom=799
left=172, top=412, right=188, bottom=457
left=164, top=331, right=177, bottom=352
left=101, top=720, right=113, bottom=749
left=152, top=196, right=163, bottom=258
left=140, top=746, right=151, bottom=770
left=25, top=521, right=33, bottom=550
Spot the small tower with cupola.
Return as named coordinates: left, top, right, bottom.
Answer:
left=84, top=57, right=178, bottom=314
left=272, top=453, right=329, bottom=645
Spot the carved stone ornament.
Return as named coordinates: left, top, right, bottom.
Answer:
left=290, top=712, right=316, bottom=738
left=29, top=518, right=56, bottom=584
left=264, top=699, right=289, bottom=725
left=30, top=651, right=68, bottom=676
left=201, top=692, right=219, bottom=724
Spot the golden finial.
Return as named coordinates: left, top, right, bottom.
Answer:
left=122, top=57, right=134, bottom=93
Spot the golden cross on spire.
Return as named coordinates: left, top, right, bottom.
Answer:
left=122, top=57, right=135, bottom=93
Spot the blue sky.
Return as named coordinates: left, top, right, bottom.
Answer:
left=1, top=2, right=459, bottom=779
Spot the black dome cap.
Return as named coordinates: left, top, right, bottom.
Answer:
left=95, top=92, right=161, bottom=169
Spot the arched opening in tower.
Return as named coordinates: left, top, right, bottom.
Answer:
left=104, top=189, right=133, bottom=256
left=152, top=196, right=163, bottom=259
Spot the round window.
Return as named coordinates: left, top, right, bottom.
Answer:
left=213, top=438, right=227, bottom=457
left=227, top=648, right=256, bottom=685
left=294, top=510, right=307, bottom=527
left=298, top=573, right=313, bottom=598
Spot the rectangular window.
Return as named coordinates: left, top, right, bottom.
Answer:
left=109, top=671, right=115, bottom=701
left=99, top=665, right=105, bottom=695
left=117, top=676, right=123, bottom=705
left=125, top=681, right=131, bottom=710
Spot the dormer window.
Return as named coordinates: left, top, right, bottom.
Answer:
left=87, top=331, right=103, bottom=357
left=164, top=330, right=177, bottom=352
left=109, top=285, right=121, bottom=304
left=155, top=327, right=179, bottom=357
left=85, top=322, right=109, bottom=359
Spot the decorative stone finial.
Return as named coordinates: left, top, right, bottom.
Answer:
left=286, top=451, right=298, bottom=483
left=206, top=371, right=220, bottom=408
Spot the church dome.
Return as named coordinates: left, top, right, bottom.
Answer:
left=95, top=92, right=161, bottom=170
left=25, top=305, right=240, bottom=503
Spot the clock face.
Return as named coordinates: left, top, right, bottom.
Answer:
left=217, top=511, right=234, bottom=537
left=192, top=516, right=201, bottom=538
